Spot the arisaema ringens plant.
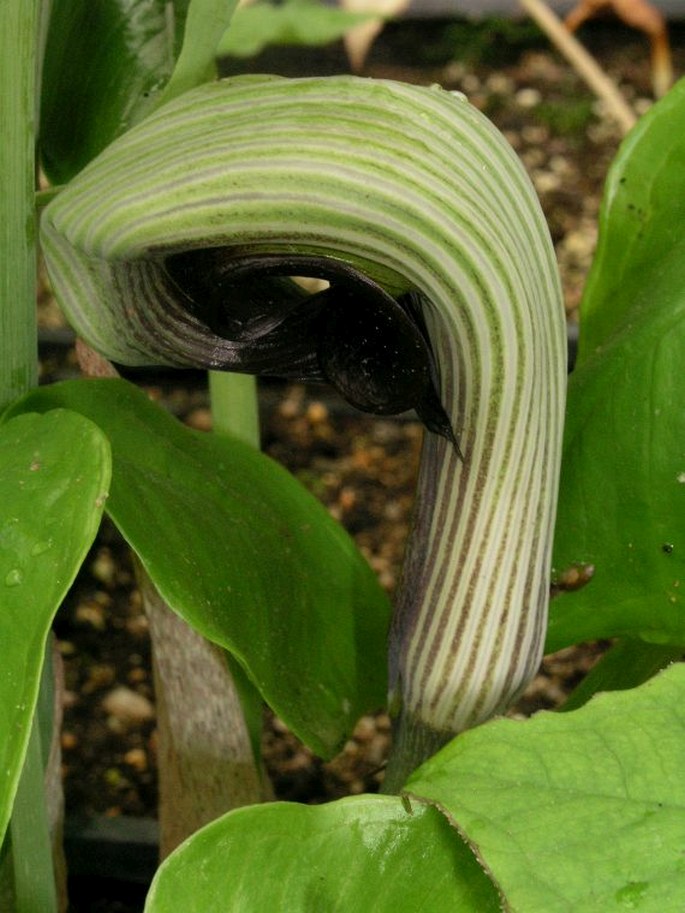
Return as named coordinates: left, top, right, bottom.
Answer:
left=10, top=1, right=684, bottom=911
left=2, top=0, right=566, bottom=903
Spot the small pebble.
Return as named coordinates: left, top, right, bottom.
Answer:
left=101, top=686, right=155, bottom=726
left=460, top=73, right=481, bottom=95
left=278, top=386, right=305, bottom=419
left=353, top=716, right=377, bottom=743
left=533, top=170, right=562, bottom=194
left=91, top=548, right=117, bottom=587
left=62, top=690, right=79, bottom=710
left=378, top=570, right=396, bottom=591
left=375, top=713, right=392, bottom=732
left=338, top=487, right=357, bottom=512
left=186, top=407, right=212, bottom=431
left=515, top=87, right=542, bottom=109
left=343, top=739, right=359, bottom=757
left=306, top=401, right=328, bottom=425
left=61, top=731, right=78, bottom=751
left=384, top=501, right=403, bottom=521
left=521, top=124, right=549, bottom=145
left=485, top=73, right=514, bottom=95
left=549, top=154, right=571, bottom=176
left=124, top=748, right=148, bottom=772
left=75, top=599, right=107, bottom=631
left=126, top=614, right=149, bottom=638
left=83, top=663, right=116, bottom=695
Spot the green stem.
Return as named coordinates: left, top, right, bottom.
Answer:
left=0, top=0, right=39, bottom=411
left=382, top=714, right=452, bottom=795
left=35, top=186, right=65, bottom=212
left=209, top=370, right=264, bottom=765
left=10, top=718, right=58, bottom=913
left=1, top=0, right=59, bottom=906
left=209, top=371, right=260, bottom=447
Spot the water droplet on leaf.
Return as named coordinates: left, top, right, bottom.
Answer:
left=31, top=539, right=53, bottom=556
left=5, top=568, right=23, bottom=587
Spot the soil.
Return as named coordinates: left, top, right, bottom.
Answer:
left=35, top=15, right=685, bottom=907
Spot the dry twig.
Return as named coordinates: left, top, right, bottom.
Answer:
left=520, top=0, right=637, bottom=134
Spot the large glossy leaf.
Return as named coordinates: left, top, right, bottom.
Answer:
left=4, top=379, right=390, bottom=758
left=144, top=794, right=500, bottom=913
left=40, top=0, right=177, bottom=183
left=39, top=0, right=241, bottom=183
left=0, top=410, right=111, bottom=842
left=407, top=662, right=685, bottom=913
left=548, top=78, right=685, bottom=651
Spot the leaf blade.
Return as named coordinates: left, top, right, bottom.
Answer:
left=144, top=794, right=500, bottom=913
left=407, top=663, right=685, bottom=913
left=39, top=0, right=197, bottom=183
left=549, top=80, right=685, bottom=651
left=218, top=0, right=372, bottom=58
left=5, top=379, right=391, bottom=758
left=0, top=409, right=111, bottom=841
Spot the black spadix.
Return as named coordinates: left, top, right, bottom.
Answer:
left=165, top=249, right=458, bottom=447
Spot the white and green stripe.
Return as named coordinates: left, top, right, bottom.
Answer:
left=41, top=74, right=566, bottom=748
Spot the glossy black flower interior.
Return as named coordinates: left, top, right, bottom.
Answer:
left=165, top=249, right=458, bottom=447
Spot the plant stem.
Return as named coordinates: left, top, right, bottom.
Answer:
left=209, top=370, right=264, bottom=756
left=143, top=0, right=265, bottom=850
left=209, top=371, right=260, bottom=447
left=0, top=0, right=39, bottom=412
left=1, top=0, right=59, bottom=908
left=35, top=186, right=65, bottom=212
left=383, top=714, right=451, bottom=795
left=148, top=0, right=264, bottom=805
left=10, top=720, right=58, bottom=913
left=140, top=567, right=266, bottom=859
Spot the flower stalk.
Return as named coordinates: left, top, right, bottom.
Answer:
left=1, top=0, right=61, bottom=908
left=40, top=75, right=566, bottom=784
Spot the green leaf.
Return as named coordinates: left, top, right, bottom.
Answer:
left=218, top=0, right=372, bottom=58
left=4, top=379, right=390, bottom=758
left=577, top=79, right=685, bottom=358
left=0, top=410, right=111, bottom=842
left=144, top=794, right=500, bottom=912
left=155, top=0, right=239, bottom=107
left=560, top=638, right=682, bottom=712
left=39, top=0, right=177, bottom=183
left=548, top=79, right=685, bottom=651
left=407, top=662, right=685, bottom=913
